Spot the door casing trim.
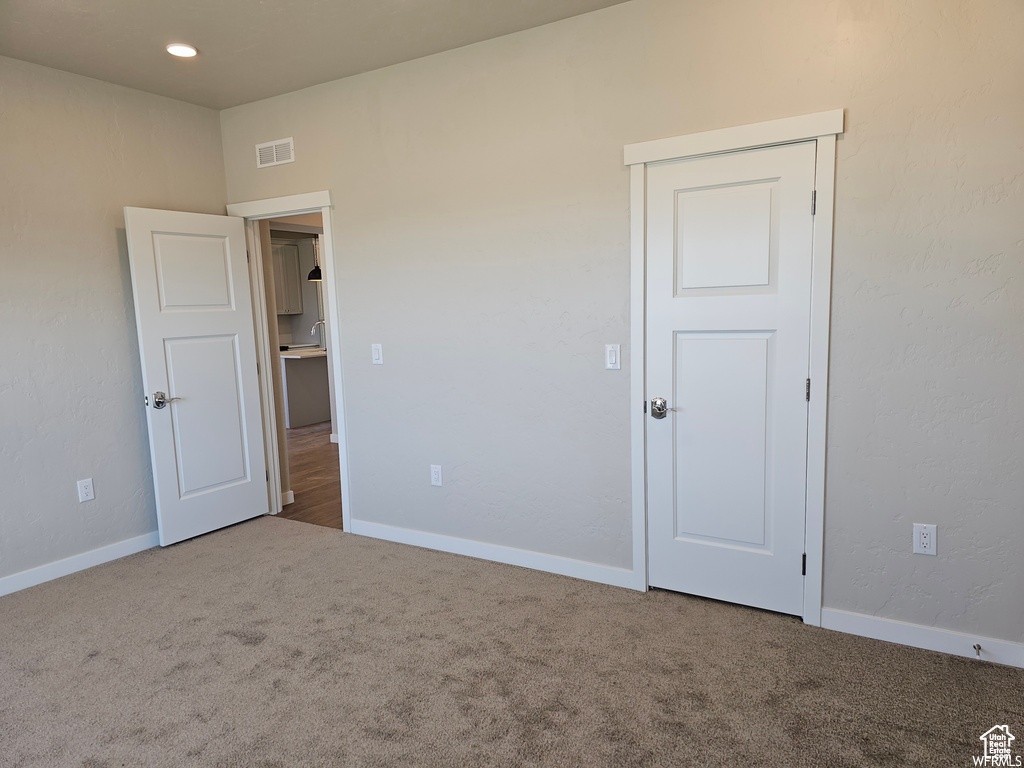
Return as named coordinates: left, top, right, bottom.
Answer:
left=227, top=191, right=352, bottom=534
left=624, top=111, right=844, bottom=624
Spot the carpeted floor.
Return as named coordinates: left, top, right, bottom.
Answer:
left=0, top=518, right=1020, bottom=767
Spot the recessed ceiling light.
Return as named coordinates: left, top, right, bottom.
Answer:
left=166, top=43, right=197, bottom=58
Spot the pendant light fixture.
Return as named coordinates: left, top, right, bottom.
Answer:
left=307, top=238, right=322, bottom=281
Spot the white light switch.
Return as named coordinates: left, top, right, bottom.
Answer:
left=371, top=343, right=383, bottom=365
left=605, top=344, right=621, bottom=370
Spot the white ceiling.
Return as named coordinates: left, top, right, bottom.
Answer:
left=0, top=0, right=629, bottom=109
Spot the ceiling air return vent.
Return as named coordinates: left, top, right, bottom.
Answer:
left=255, top=137, right=295, bottom=168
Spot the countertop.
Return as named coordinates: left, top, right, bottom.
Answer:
left=280, top=347, right=327, bottom=360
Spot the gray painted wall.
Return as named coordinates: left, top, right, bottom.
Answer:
left=0, top=57, right=227, bottom=579
left=220, top=0, right=1024, bottom=643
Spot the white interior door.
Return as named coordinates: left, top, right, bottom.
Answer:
left=125, top=207, right=268, bottom=546
left=645, top=141, right=816, bottom=616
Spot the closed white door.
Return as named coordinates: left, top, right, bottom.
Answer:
left=645, top=141, right=816, bottom=616
left=124, top=207, right=268, bottom=546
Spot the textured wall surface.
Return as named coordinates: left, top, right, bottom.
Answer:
left=209, top=0, right=1022, bottom=643
left=0, top=57, right=227, bottom=579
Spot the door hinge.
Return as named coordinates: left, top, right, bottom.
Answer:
left=256, top=360, right=260, bottom=376
left=802, top=553, right=807, bottom=576
left=811, top=190, right=817, bottom=216
left=805, top=378, right=811, bottom=402
left=266, top=470, right=269, bottom=482
left=644, top=400, right=647, bottom=414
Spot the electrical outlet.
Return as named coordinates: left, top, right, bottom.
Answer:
left=913, top=523, right=936, bottom=556
left=77, top=478, right=95, bottom=503
left=430, top=465, right=442, bottom=487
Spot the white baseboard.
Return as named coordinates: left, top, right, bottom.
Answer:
left=821, top=608, right=1024, bottom=669
left=282, top=490, right=295, bottom=505
left=350, top=519, right=645, bottom=591
left=0, top=531, right=160, bottom=598
left=330, top=433, right=340, bottom=444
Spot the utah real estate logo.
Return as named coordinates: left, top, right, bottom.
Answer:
left=975, top=726, right=1021, bottom=767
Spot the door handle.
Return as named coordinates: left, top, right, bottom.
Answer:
left=650, top=397, right=675, bottom=419
left=151, top=391, right=182, bottom=409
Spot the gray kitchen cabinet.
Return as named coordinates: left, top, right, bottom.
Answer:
left=272, top=242, right=304, bottom=315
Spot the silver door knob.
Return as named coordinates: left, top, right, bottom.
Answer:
left=151, top=391, right=182, bottom=409
left=650, top=397, right=675, bottom=419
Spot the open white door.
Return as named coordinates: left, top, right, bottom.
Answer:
left=125, top=207, right=268, bottom=546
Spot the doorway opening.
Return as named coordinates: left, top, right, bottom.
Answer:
left=263, top=216, right=342, bottom=530
left=228, top=191, right=352, bottom=534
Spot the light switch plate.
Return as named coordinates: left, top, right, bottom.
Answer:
left=371, top=343, right=383, bottom=365
left=605, top=344, right=621, bottom=370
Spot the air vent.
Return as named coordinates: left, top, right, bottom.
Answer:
left=255, top=137, right=295, bottom=168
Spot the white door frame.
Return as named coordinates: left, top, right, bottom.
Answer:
left=226, top=191, right=352, bottom=533
left=625, top=110, right=844, bottom=624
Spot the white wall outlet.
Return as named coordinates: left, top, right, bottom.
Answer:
left=605, top=344, right=621, bottom=370
left=77, top=478, right=95, bottom=503
left=430, top=465, right=442, bottom=487
left=371, top=343, right=383, bottom=365
left=913, top=523, right=936, bottom=555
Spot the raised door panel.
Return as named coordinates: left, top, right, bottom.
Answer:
left=675, top=182, right=776, bottom=292
left=673, top=332, right=772, bottom=547
left=154, top=233, right=236, bottom=311
left=164, top=335, right=250, bottom=497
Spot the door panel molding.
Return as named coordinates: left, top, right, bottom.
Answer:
left=672, top=331, right=772, bottom=548
left=625, top=111, right=844, bottom=623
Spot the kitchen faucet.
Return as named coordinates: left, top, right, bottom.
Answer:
left=311, top=319, right=326, bottom=336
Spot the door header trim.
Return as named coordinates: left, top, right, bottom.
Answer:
left=227, top=190, right=332, bottom=219
left=623, top=109, right=844, bottom=166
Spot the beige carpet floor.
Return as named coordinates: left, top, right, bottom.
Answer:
left=0, top=517, right=1021, bottom=767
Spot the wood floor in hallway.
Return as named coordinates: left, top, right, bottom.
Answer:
left=278, top=421, right=343, bottom=530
